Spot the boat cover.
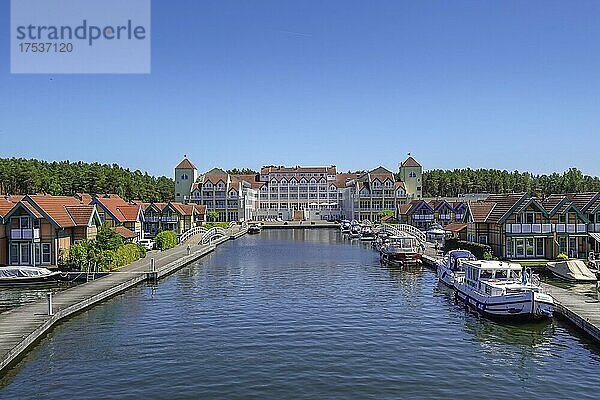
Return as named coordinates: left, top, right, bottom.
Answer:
left=0, top=266, right=55, bottom=278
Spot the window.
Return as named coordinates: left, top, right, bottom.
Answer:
left=181, top=173, right=189, bottom=180
left=478, top=235, right=488, bottom=244
left=34, top=244, right=41, bottom=265
left=42, top=243, right=51, bottom=264
left=409, top=172, right=416, bottom=178
left=525, top=212, right=534, bottom=224
left=10, top=244, right=18, bottom=264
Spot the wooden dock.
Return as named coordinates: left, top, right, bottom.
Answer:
left=540, top=283, right=600, bottom=342
left=0, top=226, right=246, bottom=375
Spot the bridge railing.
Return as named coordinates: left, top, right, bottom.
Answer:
left=178, top=226, right=208, bottom=244
left=375, top=224, right=426, bottom=244
left=201, top=227, right=227, bottom=245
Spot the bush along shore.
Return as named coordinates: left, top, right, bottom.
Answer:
left=64, top=225, right=147, bottom=272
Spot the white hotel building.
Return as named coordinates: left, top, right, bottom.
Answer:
left=175, top=156, right=423, bottom=222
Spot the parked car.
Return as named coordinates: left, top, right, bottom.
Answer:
left=139, top=239, right=155, bottom=251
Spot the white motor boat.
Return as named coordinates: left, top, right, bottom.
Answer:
left=379, top=235, right=423, bottom=266
left=454, top=260, right=554, bottom=320
left=0, top=266, right=61, bottom=286
left=360, top=226, right=375, bottom=241
left=348, top=223, right=362, bottom=239
left=340, top=220, right=351, bottom=234
left=436, top=249, right=477, bottom=287
left=546, top=260, right=597, bottom=282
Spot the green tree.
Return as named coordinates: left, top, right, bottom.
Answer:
left=95, top=224, right=124, bottom=251
left=207, top=210, right=219, bottom=222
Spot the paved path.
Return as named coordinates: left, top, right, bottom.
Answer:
left=0, top=226, right=245, bottom=375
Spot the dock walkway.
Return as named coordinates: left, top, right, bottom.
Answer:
left=540, top=283, right=600, bottom=341
left=0, top=226, right=246, bottom=375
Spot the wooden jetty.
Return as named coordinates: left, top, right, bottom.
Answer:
left=540, top=283, right=600, bottom=342
left=0, top=226, right=246, bottom=375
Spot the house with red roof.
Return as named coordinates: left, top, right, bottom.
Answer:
left=2, top=195, right=101, bottom=267
left=89, top=194, right=144, bottom=241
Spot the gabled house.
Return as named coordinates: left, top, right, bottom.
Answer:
left=3, top=195, right=101, bottom=267
left=398, top=200, right=435, bottom=230
left=140, top=201, right=206, bottom=237
left=465, top=192, right=594, bottom=260
left=0, top=195, right=24, bottom=266
left=90, top=194, right=144, bottom=241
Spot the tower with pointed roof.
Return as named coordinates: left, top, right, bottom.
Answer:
left=174, top=157, right=198, bottom=203
left=399, top=154, right=422, bottom=199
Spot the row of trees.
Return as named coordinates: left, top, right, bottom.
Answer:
left=0, top=158, right=174, bottom=202
left=421, top=168, right=600, bottom=197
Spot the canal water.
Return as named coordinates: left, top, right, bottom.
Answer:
left=1, top=229, right=600, bottom=399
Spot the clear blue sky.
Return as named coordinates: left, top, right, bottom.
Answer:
left=1, top=0, right=599, bottom=178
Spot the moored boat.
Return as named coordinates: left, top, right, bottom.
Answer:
left=454, top=260, right=554, bottom=320
left=436, top=249, right=476, bottom=287
left=0, top=266, right=61, bottom=286
left=348, top=222, right=362, bottom=239
left=379, top=235, right=422, bottom=266
left=546, top=260, right=597, bottom=282
left=340, top=220, right=351, bottom=234
left=360, top=226, right=375, bottom=241
left=248, top=223, right=262, bottom=234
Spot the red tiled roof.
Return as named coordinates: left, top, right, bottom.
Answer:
left=567, top=192, right=598, bottom=212
left=194, top=204, right=206, bottom=214
left=112, top=226, right=137, bottom=239
left=401, top=156, right=421, bottom=168
left=0, top=195, right=23, bottom=217
left=26, top=195, right=88, bottom=228
left=260, top=166, right=337, bottom=175
left=175, top=158, right=197, bottom=170
left=484, top=193, right=527, bottom=223
left=444, top=222, right=467, bottom=232
left=468, top=201, right=496, bottom=223
left=65, top=205, right=96, bottom=226
left=94, top=197, right=141, bottom=223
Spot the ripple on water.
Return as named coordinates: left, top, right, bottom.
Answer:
left=1, top=230, right=600, bottom=400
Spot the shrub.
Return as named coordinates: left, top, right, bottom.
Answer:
left=155, top=230, right=178, bottom=251
left=483, top=251, right=494, bottom=261
left=557, top=253, right=569, bottom=261
left=204, top=222, right=229, bottom=229
left=108, top=243, right=146, bottom=270
left=444, top=238, right=493, bottom=259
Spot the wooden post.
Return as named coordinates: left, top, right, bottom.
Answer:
left=46, top=292, right=53, bottom=316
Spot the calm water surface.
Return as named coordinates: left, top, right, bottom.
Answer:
left=1, top=229, right=600, bottom=399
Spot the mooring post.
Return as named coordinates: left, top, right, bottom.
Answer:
left=151, top=257, right=156, bottom=273
left=46, top=292, right=53, bottom=316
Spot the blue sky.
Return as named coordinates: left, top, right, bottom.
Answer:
left=1, top=0, right=599, bottom=177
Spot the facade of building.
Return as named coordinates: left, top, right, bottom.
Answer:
left=398, top=156, right=423, bottom=199
left=140, top=202, right=206, bottom=237
left=175, top=156, right=425, bottom=223
left=2, top=195, right=101, bottom=267
left=464, top=192, right=600, bottom=260
left=187, top=168, right=257, bottom=222
left=174, top=158, right=198, bottom=203
left=398, top=199, right=466, bottom=230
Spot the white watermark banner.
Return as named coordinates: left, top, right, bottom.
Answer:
left=11, top=0, right=151, bottom=74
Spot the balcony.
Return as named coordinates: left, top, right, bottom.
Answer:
left=161, top=216, right=179, bottom=223
left=412, top=215, right=434, bottom=221
left=145, top=216, right=160, bottom=223
left=505, top=223, right=586, bottom=234
left=10, top=228, right=40, bottom=240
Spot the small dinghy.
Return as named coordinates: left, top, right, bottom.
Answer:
left=546, top=260, right=597, bottom=282
left=0, top=266, right=61, bottom=286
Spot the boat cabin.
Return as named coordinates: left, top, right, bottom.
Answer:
left=460, top=260, right=526, bottom=296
